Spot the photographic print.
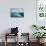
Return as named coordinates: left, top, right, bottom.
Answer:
left=37, top=0, right=46, bottom=18
left=10, top=8, right=24, bottom=17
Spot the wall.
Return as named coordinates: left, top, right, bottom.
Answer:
left=0, top=0, right=36, bottom=42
